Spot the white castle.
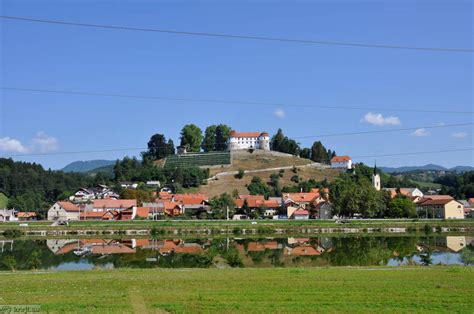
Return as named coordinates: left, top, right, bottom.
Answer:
left=227, top=131, right=270, bottom=151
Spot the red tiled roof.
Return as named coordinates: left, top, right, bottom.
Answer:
left=91, top=244, right=136, bottom=254
left=331, top=155, right=351, bottom=163
left=285, top=246, right=321, bottom=256
left=234, top=199, right=279, bottom=208
left=173, top=194, right=208, bottom=205
left=283, top=193, right=319, bottom=203
left=17, top=212, right=36, bottom=218
left=293, top=209, right=309, bottom=215
left=247, top=241, right=279, bottom=252
left=80, top=212, right=107, bottom=219
left=229, top=131, right=267, bottom=138
left=92, top=199, right=137, bottom=209
left=419, top=198, right=455, bottom=206
left=135, top=207, right=150, bottom=218
left=58, top=201, right=80, bottom=212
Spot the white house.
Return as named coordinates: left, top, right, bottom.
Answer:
left=47, top=201, right=81, bottom=221
left=0, top=209, right=18, bottom=222
left=330, top=155, right=353, bottom=169
left=227, top=131, right=270, bottom=151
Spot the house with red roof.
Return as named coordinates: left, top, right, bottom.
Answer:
left=16, top=212, right=37, bottom=221
left=330, top=155, right=353, bottom=169
left=416, top=196, right=464, bottom=219
left=291, top=209, right=310, bottom=220
left=227, top=131, right=270, bottom=150
left=91, top=199, right=137, bottom=212
left=47, top=201, right=81, bottom=221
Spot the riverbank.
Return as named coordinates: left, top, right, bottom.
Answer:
left=0, top=267, right=472, bottom=313
left=1, top=219, right=473, bottom=238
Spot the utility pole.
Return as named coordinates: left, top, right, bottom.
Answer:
left=226, top=206, right=229, bottom=221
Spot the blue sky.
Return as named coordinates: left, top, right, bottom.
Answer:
left=0, top=0, right=472, bottom=169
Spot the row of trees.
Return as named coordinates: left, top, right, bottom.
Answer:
left=329, top=165, right=417, bottom=218
left=141, top=124, right=232, bottom=161
left=270, top=129, right=335, bottom=164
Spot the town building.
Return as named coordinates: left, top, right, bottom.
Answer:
left=0, top=209, right=18, bottom=222
left=91, top=199, right=137, bottom=212
left=330, top=155, right=353, bottom=169
left=416, top=196, right=464, bottom=219
left=384, top=188, right=424, bottom=200
left=227, top=131, right=270, bottom=151
left=47, top=201, right=81, bottom=221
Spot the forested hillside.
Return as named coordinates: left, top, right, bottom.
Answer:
left=0, top=158, right=94, bottom=213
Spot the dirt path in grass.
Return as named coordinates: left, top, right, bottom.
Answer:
left=129, top=289, right=170, bottom=314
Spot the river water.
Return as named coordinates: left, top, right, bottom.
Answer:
left=0, top=235, right=472, bottom=271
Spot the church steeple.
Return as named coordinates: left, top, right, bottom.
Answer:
left=372, top=161, right=381, bottom=191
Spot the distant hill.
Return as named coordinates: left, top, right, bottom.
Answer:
left=61, top=160, right=116, bottom=173
left=380, top=164, right=473, bottom=173
left=85, top=164, right=115, bottom=177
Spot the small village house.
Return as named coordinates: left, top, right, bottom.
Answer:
left=0, top=209, right=18, bottom=222
left=16, top=212, right=37, bottom=221
left=47, top=201, right=81, bottom=221
left=330, top=155, right=353, bottom=169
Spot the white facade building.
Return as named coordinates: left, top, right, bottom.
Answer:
left=330, top=155, right=353, bottom=169
left=228, top=131, right=270, bottom=151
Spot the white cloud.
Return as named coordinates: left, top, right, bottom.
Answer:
left=32, top=131, right=59, bottom=153
left=451, top=132, right=468, bottom=139
left=361, top=112, right=401, bottom=126
left=437, top=122, right=446, bottom=126
left=0, top=137, right=29, bottom=153
left=274, top=108, right=285, bottom=119
left=412, top=128, right=430, bottom=137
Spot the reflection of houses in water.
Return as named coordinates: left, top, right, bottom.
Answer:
left=439, top=236, right=466, bottom=253
left=420, top=236, right=467, bottom=253
left=284, top=237, right=324, bottom=256
left=47, top=239, right=136, bottom=255
left=0, top=240, right=14, bottom=253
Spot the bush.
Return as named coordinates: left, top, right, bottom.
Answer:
left=291, top=175, right=300, bottom=183
left=235, top=169, right=245, bottom=179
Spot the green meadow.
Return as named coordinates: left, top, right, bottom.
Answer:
left=0, top=267, right=472, bottom=313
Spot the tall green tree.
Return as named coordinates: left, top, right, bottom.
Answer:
left=202, top=125, right=217, bottom=152
left=142, top=133, right=175, bottom=161
left=180, top=124, right=203, bottom=152
left=311, top=141, right=329, bottom=163
left=271, top=129, right=285, bottom=151
left=215, top=124, right=231, bottom=151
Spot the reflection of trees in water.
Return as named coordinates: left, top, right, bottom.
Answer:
left=325, top=237, right=419, bottom=266
left=0, top=240, right=79, bottom=271
left=459, top=247, right=474, bottom=265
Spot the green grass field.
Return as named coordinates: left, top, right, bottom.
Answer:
left=0, top=193, right=8, bottom=208
left=0, top=267, right=472, bottom=313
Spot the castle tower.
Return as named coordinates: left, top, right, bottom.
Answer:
left=372, top=162, right=381, bottom=191
left=258, top=132, right=270, bottom=150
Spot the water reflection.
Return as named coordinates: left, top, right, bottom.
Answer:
left=0, top=236, right=472, bottom=271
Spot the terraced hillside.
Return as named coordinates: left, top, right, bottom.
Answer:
left=198, top=150, right=340, bottom=197
left=164, top=151, right=231, bottom=168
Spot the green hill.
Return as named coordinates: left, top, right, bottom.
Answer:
left=0, top=193, right=9, bottom=208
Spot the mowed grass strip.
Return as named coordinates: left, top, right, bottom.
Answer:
left=1, top=267, right=473, bottom=313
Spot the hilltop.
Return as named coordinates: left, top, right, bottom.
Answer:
left=197, top=150, right=340, bottom=197
left=61, top=160, right=115, bottom=173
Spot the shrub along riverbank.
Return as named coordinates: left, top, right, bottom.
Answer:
left=1, top=219, right=473, bottom=238
left=0, top=267, right=472, bottom=313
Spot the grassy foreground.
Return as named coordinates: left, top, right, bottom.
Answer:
left=1, top=267, right=473, bottom=313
